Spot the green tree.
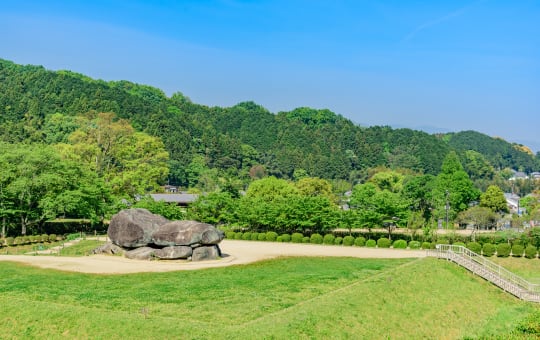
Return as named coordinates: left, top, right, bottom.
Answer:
left=480, top=185, right=508, bottom=213
left=246, top=177, right=298, bottom=202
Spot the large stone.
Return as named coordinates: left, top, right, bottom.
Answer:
left=108, top=208, right=169, bottom=248
left=154, top=246, right=193, bottom=260
left=92, top=242, right=124, bottom=255
left=191, top=245, right=220, bottom=261
left=124, top=246, right=156, bottom=260
left=152, top=220, right=224, bottom=246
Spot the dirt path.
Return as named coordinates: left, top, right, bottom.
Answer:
left=0, top=240, right=426, bottom=274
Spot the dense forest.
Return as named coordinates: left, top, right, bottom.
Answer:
left=1, top=58, right=539, bottom=236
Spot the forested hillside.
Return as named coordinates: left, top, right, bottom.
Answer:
left=1, top=58, right=540, bottom=237
left=2, top=58, right=536, bottom=189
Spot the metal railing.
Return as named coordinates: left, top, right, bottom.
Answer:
left=428, top=244, right=540, bottom=302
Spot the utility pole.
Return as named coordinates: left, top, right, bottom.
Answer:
left=445, top=190, right=449, bottom=229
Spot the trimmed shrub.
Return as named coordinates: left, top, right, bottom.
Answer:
left=257, top=233, right=266, bottom=241
left=334, top=236, right=343, bottom=245
left=41, top=234, right=49, bottom=242
left=251, top=232, right=259, bottom=241
left=482, top=243, right=496, bottom=257
left=242, top=232, right=252, bottom=240
left=354, top=237, right=366, bottom=247
left=497, top=243, right=511, bottom=257
left=437, top=238, right=449, bottom=245
left=14, top=236, right=23, bottom=245
left=31, top=235, right=40, bottom=243
left=408, top=240, right=421, bottom=249
left=453, top=242, right=466, bottom=247
left=225, top=231, right=236, bottom=239
left=234, top=232, right=243, bottom=240
left=281, top=234, right=291, bottom=242
left=430, top=242, right=437, bottom=249
left=5, top=237, right=14, bottom=246
left=392, top=239, right=407, bottom=249
left=266, top=231, right=278, bottom=242
left=302, top=236, right=310, bottom=243
left=511, top=244, right=524, bottom=257
left=276, top=236, right=283, bottom=242
left=343, top=236, right=355, bottom=246
left=49, top=234, right=57, bottom=242
left=377, top=238, right=391, bottom=248
left=421, top=242, right=431, bottom=250
left=466, top=242, right=482, bottom=254
left=366, top=239, right=376, bottom=247
left=291, top=233, right=304, bottom=243
left=310, top=233, right=323, bottom=244
left=323, top=234, right=335, bottom=245
left=524, top=245, right=538, bottom=259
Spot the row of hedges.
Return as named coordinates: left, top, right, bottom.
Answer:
left=223, top=231, right=540, bottom=259
left=225, top=231, right=427, bottom=250
left=1, top=234, right=64, bottom=247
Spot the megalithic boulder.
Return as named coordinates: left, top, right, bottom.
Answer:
left=108, top=208, right=169, bottom=248
left=152, top=220, right=224, bottom=246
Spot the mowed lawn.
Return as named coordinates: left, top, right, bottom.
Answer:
left=0, top=256, right=538, bottom=339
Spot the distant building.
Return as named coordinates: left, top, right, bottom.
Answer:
left=509, top=171, right=528, bottom=181
left=504, top=193, right=526, bottom=215
left=149, top=193, right=199, bottom=207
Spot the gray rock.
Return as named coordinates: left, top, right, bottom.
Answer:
left=152, top=220, right=224, bottom=246
left=108, top=208, right=169, bottom=248
left=92, top=242, right=124, bottom=255
left=154, top=246, right=193, bottom=260
left=124, top=246, right=156, bottom=260
left=191, top=245, right=220, bottom=261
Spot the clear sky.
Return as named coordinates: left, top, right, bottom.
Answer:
left=1, top=0, right=539, bottom=151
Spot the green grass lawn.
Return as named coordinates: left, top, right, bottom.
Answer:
left=0, top=256, right=538, bottom=339
left=57, top=240, right=105, bottom=256
left=488, top=256, right=540, bottom=283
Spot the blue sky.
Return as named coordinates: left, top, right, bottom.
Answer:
left=1, top=0, right=539, bottom=152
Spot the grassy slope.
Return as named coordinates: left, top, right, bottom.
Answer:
left=0, top=257, right=538, bottom=339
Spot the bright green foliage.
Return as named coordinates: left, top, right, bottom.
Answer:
left=265, top=231, right=278, bottom=242
left=480, top=185, right=508, bottom=213
left=482, top=243, right=496, bottom=257
left=291, top=233, right=304, bottom=243
left=366, top=239, right=376, bottom=247
left=368, top=170, right=404, bottom=193
left=225, top=231, right=235, bottom=239
left=188, top=192, right=235, bottom=225
left=310, top=233, right=323, bottom=244
left=496, top=243, right=511, bottom=257
left=234, top=232, right=243, bottom=240
left=524, top=245, right=537, bottom=259
left=392, top=239, right=407, bottom=249
left=302, top=236, right=310, bottom=243
left=246, top=177, right=298, bottom=201
left=466, top=242, right=482, bottom=254
left=242, top=232, right=252, bottom=240
left=454, top=242, right=466, bottom=247
left=250, top=232, right=259, bottom=241
left=257, top=233, right=266, bottom=241
left=295, top=177, right=336, bottom=203
left=343, top=235, right=355, bottom=246
left=511, top=244, right=524, bottom=257
left=276, top=236, right=283, bottom=242
left=354, top=236, right=366, bottom=247
left=457, top=206, right=497, bottom=230
left=334, top=236, right=343, bottom=245
left=377, top=237, right=391, bottom=248
left=421, top=242, right=431, bottom=249
left=280, top=233, right=291, bottom=242
left=133, top=196, right=185, bottom=220
left=323, top=234, right=335, bottom=245
left=408, top=241, right=421, bottom=249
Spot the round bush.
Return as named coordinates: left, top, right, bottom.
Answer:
left=280, top=234, right=291, bottom=242
left=266, top=231, right=278, bottom=242
left=482, top=243, right=496, bottom=257
left=310, top=233, right=323, bottom=244
left=225, top=231, right=236, bottom=239
left=524, top=245, right=538, bottom=259
left=497, top=243, right=511, bottom=257
left=430, top=242, right=437, bottom=249
left=343, top=235, right=355, bottom=246
left=511, top=244, right=524, bottom=257
left=257, top=233, right=266, bottom=241
left=302, top=236, right=310, bottom=243
left=5, top=237, right=14, bottom=246
left=392, top=239, right=407, bottom=249
left=49, top=234, right=57, bottom=242
left=323, top=234, right=335, bottom=245
left=377, top=238, right=391, bottom=248
left=366, top=239, right=376, bottom=247
left=453, top=242, right=466, bottom=247
left=276, top=236, right=283, bottom=242
left=291, top=233, right=304, bottom=243
left=421, top=242, right=431, bottom=250
left=14, top=236, right=22, bottom=245
left=41, top=234, right=49, bottom=242
left=466, top=242, right=482, bottom=254
left=334, top=236, right=343, bottom=245
left=408, top=240, right=421, bottom=249
left=251, top=232, right=259, bottom=241
left=354, top=237, right=366, bottom=247
left=242, top=232, right=252, bottom=240
left=234, top=232, right=244, bottom=240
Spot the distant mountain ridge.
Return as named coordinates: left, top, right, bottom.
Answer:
left=0, top=58, right=538, bottom=186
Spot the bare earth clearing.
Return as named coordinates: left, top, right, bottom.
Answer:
left=0, top=239, right=426, bottom=274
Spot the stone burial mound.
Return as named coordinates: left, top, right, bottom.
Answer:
left=93, top=208, right=224, bottom=261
